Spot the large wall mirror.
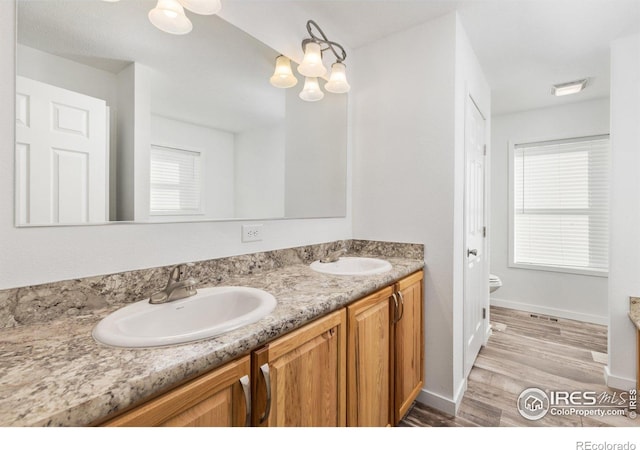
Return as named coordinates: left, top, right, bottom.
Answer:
left=15, top=0, right=347, bottom=226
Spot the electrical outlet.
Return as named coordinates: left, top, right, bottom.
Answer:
left=242, top=224, right=263, bottom=243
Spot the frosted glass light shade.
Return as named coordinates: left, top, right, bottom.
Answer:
left=149, top=0, right=193, bottom=35
left=270, top=55, right=298, bottom=88
left=299, top=77, right=324, bottom=102
left=325, top=62, right=350, bottom=94
left=298, top=42, right=326, bottom=77
left=179, top=0, right=221, bottom=15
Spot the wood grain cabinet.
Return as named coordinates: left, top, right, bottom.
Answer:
left=346, top=270, right=424, bottom=426
left=393, top=270, right=424, bottom=423
left=252, top=309, right=347, bottom=427
left=102, top=355, right=251, bottom=427
left=347, top=286, right=395, bottom=426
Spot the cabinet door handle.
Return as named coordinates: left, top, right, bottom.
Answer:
left=397, top=291, right=405, bottom=322
left=238, top=375, right=251, bottom=427
left=322, top=326, right=337, bottom=340
left=258, top=363, right=272, bottom=425
left=467, top=248, right=478, bottom=257
left=392, top=292, right=400, bottom=323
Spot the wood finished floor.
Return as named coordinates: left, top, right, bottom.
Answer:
left=400, top=306, right=639, bottom=427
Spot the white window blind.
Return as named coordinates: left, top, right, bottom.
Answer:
left=512, top=135, right=609, bottom=274
left=150, top=145, right=202, bottom=215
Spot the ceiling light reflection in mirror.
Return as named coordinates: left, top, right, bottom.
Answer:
left=15, top=0, right=348, bottom=227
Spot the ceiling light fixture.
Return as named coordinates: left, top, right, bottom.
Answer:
left=147, top=0, right=222, bottom=35
left=551, top=79, right=588, bottom=96
left=270, top=20, right=350, bottom=101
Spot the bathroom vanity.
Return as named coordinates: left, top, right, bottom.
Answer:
left=99, top=270, right=423, bottom=427
left=0, top=240, right=424, bottom=427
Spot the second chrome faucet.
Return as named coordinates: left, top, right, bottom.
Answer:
left=149, top=263, right=198, bottom=304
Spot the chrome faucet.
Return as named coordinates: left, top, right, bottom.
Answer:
left=320, top=247, right=347, bottom=263
left=149, top=263, right=198, bottom=304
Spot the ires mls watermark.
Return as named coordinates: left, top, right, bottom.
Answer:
left=516, top=387, right=637, bottom=421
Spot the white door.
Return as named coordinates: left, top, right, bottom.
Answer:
left=463, top=95, right=487, bottom=377
left=15, top=76, right=108, bottom=225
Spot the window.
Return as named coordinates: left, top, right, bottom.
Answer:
left=510, top=135, right=609, bottom=276
left=150, top=145, right=202, bottom=215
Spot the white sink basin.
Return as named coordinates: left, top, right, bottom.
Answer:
left=92, top=286, right=277, bottom=348
left=310, top=257, right=392, bottom=276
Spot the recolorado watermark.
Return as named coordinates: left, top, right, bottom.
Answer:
left=516, top=387, right=637, bottom=421
left=576, top=442, right=636, bottom=450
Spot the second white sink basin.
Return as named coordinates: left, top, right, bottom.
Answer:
left=310, top=257, right=392, bottom=276
left=92, top=286, right=277, bottom=348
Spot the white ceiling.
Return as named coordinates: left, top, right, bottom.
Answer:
left=18, top=0, right=640, bottom=120
left=18, top=0, right=285, bottom=132
left=232, top=0, right=640, bottom=115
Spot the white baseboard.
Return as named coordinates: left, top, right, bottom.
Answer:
left=490, top=297, right=608, bottom=325
left=416, top=380, right=467, bottom=416
left=416, top=389, right=456, bottom=416
left=484, top=323, right=492, bottom=345
left=604, top=366, right=637, bottom=391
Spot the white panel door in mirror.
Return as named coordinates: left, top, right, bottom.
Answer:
left=15, top=76, right=108, bottom=226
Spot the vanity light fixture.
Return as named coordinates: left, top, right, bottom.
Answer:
left=270, top=20, right=350, bottom=101
left=270, top=55, right=298, bottom=88
left=148, top=0, right=222, bottom=35
left=551, top=78, right=588, bottom=96
left=149, top=0, right=193, bottom=35
left=299, top=77, right=324, bottom=102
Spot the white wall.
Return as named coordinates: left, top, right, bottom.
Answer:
left=17, top=44, right=117, bottom=104
left=353, top=12, right=490, bottom=414
left=151, top=116, right=235, bottom=220
left=285, top=88, right=348, bottom=218
left=0, top=1, right=351, bottom=290
left=490, top=99, right=610, bottom=324
left=235, top=124, right=285, bottom=218
left=607, top=33, right=640, bottom=390
left=115, top=63, right=135, bottom=221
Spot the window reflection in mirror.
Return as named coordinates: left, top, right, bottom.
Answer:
left=15, top=0, right=347, bottom=226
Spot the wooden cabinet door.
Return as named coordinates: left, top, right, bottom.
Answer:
left=103, top=356, right=251, bottom=427
left=252, top=309, right=347, bottom=427
left=347, top=286, right=394, bottom=427
left=394, top=271, right=424, bottom=423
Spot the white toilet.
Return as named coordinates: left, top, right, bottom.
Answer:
left=489, top=274, right=502, bottom=293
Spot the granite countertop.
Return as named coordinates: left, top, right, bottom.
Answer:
left=629, top=297, right=640, bottom=330
left=0, top=256, right=423, bottom=426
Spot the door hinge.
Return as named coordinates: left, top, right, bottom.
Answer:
left=482, top=307, right=487, bottom=319
left=483, top=226, right=486, bottom=238
left=483, top=145, right=487, bottom=156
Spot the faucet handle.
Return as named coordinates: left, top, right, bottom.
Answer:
left=169, top=262, right=195, bottom=281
